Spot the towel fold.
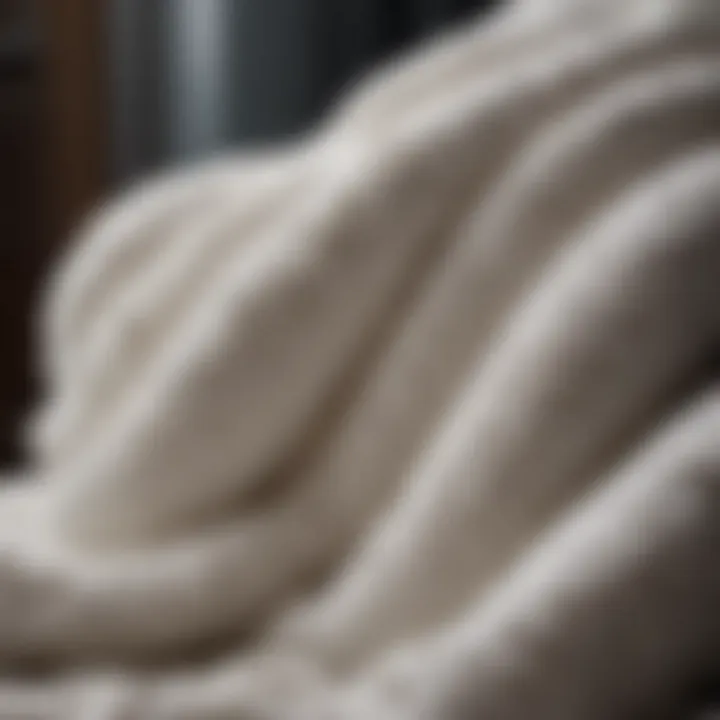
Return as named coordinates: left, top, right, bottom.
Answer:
left=0, top=0, right=718, bottom=717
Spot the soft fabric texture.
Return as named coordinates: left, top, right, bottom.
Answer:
left=0, top=0, right=719, bottom=717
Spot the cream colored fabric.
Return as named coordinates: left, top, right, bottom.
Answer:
left=0, top=0, right=719, bottom=717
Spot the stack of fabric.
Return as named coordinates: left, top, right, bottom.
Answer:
left=0, top=0, right=718, bottom=717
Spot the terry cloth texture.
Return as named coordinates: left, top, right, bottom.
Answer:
left=0, top=0, right=718, bottom=718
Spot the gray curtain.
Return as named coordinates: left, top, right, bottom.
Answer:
left=108, top=0, right=497, bottom=185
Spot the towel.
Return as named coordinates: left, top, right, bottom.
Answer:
left=0, top=0, right=718, bottom=717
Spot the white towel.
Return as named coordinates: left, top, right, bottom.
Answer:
left=0, top=0, right=719, bottom=717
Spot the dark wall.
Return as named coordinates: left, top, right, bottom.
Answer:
left=0, top=0, right=44, bottom=463
left=0, top=0, right=106, bottom=464
left=109, top=0, right=498, bottom=184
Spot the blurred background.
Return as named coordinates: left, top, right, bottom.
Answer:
left=0, top=0, right=496, bottom=463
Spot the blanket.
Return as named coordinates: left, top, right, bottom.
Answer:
left=0, top=0, right=719, bottom=717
